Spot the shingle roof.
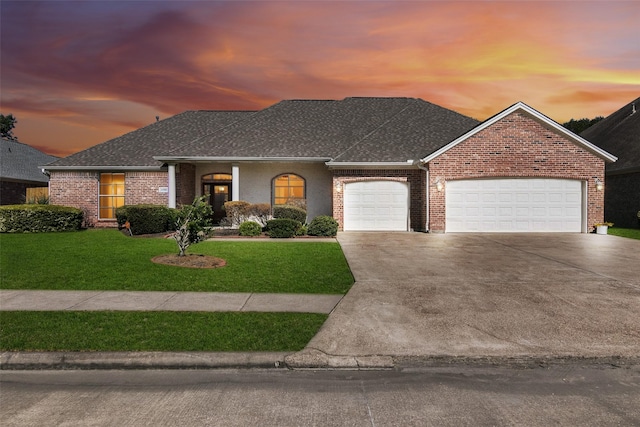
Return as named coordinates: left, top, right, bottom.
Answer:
left=581, top=97, right=640, bottom=173
left=46, top=111, right=253, bottom=168
left=0, top=138, right=58, bottom=183
left=162, top=97, right=479, bottom=163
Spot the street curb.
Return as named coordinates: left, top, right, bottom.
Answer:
left=392, top=355, right=640, bottom=369
left=0, top=352, right=290, bottom=370
left=3, top=351, right=639, bottom=371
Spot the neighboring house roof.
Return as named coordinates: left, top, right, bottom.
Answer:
left=0, top=138, right=58, bottom=183
left=157, top=97, right=480, bottom=165
left=421, top=102, right=618, bottom=164
left=581, top=97, right=640, bottom=173
left=45, top=111, right=254, bottom=169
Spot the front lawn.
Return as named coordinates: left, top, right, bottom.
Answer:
left=0, top=311, right=326, bottom=351
left=0, top=229, right=353, bottom=293
left=608, top=227, right=640, bottom=240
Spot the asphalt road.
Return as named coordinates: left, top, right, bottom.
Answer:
left=2, top=365, right=639, bottom=426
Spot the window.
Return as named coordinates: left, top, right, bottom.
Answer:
left=99, top=173, right=125, bottom=219
left=202, top=173, right=232, bottom=182
left=273, top=173, right=305, bottom=206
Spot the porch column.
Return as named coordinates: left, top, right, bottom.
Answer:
left=232, top=163, right=240, bottom=201
left=168, top=163, right=177, bottom=208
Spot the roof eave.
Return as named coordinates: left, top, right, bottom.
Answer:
left=153, top=156, right=332, bottom=163
left=326, top=161, right=417, bottom=170
left=43, top=165, right=165, bottom=171
left=420, top=102, right=618, bottom=164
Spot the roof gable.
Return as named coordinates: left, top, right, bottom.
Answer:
left=421, top=102, right=618, bottom=164
left=581, top=97, right=640, bottom=172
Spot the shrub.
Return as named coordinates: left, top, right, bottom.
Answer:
left=239, top=221, right=262, bottom=236
left=115, top=204, right=175, bottom=235
left=273, top=205, right=307, bottom=224
left=224, top=201, right=251, bottom=226
left=0, top=204, right=83, bottom=233
left=246, top=203, right=271, bottom=227
left=296, top=224, right=308, bottom=236
left=307, top=216, right=339, bottom=237
left=266, top=218, right=301, bottom=238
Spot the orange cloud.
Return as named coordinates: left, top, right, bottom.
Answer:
left=1, top=0, right=638, bottom=156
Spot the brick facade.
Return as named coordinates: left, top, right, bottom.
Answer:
left=332, top=169, right=426, bottom=231
left=426, top=112, right=605, bottom=232
left=126, top=172, right=169, bottom=206
left=49, top=171, right=100, bottom=226
left=176, top=163, right=196, bottom=205
left=50, top=170, right=170, bottom=227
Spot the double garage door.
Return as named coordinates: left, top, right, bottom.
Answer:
left=446, top=178, right=583, bottom=232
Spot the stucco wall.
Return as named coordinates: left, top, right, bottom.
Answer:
left=194, top=162, right=333, bottom=220
left=427, top=112, right=606, bottom=232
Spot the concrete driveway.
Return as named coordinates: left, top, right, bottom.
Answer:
left=296, top=233, right=640, bottom=365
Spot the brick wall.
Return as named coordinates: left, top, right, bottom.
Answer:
left=126, top=171, right=169, bottom=205
left=50, top=170, right=172, bottom=227
left=332, top=169, right=426, bottom=231
left=427, top=112, right=606, bottom=232
left=176, top=163, right=196, bottom=205
left=49, top=171, right=100, bottom=226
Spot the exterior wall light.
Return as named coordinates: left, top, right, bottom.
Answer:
left=595, top=178, right=604, bottom=191
left=335, top=181, right=342, bottom=192
left=435, top=178, right=444, bottom=192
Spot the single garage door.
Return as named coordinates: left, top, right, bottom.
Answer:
left=344, top=181, right=409, bottom=231
left=446, top=178, right=583, bottom=232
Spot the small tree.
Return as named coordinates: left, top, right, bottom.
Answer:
left=0, top=114, right=18, bottom=141
left=173, top=196, right=213, bottom=256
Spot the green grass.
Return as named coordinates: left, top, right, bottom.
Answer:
left=0, top=229, right=353, bottom=293
left=608, top=227, right=640, bottom=240
left=0, top=311, right=327, bottom=351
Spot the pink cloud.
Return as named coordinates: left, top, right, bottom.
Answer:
left=1, top=0, right=638, bottom=155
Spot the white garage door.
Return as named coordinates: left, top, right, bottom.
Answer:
left=446, top=179, right=583, bottom=232
left=344, top=181, right=409, bottom=231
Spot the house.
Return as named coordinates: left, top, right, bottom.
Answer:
left=1, top=138, right=58, bottom=205
left=45, top=97, right=616, bottom=232
left=581, top=97, right=639, bottom=229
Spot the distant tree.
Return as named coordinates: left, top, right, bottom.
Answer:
left=562, top=116, right=604, bottom=134
left=0, top=114, right=18, bottom=140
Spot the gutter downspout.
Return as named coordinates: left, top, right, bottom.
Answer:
left=416, top=161, right=429, bottom=232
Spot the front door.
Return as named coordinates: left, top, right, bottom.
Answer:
left=204, top=183, right=230, bottom=224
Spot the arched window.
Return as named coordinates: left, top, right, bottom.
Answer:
left=202, top=173, right=232, bottom=182
left=273, top=173, right=305, bottom=206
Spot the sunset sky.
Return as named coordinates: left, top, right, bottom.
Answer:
left=1, top=0, right=639, bottom=157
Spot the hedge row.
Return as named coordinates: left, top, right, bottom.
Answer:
left=0, top=205, right=84, bottom=233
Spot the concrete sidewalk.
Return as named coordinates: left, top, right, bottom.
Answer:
left=0, top=290, right=343, bottom=314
